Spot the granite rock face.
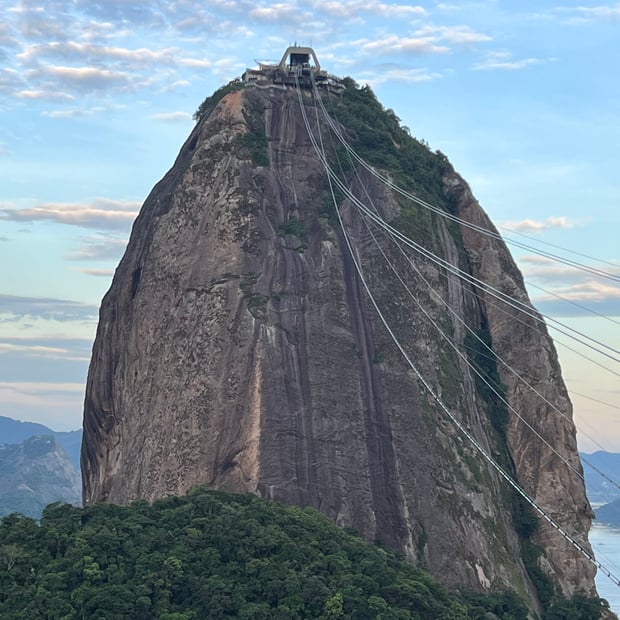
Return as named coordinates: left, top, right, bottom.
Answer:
left=82, top=84, right=596, bottom=603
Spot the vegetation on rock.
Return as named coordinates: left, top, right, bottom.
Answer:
left=193, top=80, right=245, bottom=122
left=329, top=78, right=455, bottom=215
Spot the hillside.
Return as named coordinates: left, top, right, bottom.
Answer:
left=0, top=488, right=607, bottom=619
left=0, top=435, right=81, bottom=519
left=595, top=499, right=620, bottom=527
left=0, top=416, right=82, bottom=470
left=581, top=452, right=620, bottom=506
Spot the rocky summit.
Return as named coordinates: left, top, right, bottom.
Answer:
left=82, top=60, right=598, bottom=612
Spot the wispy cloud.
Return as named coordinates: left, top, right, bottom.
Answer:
left=0, top=336, right=93, bottom=360
left=0, top=381, right=86, bottom=394
left=558, top=4, right=620, bottom=22
left=42, top=106, right=106, bottom=118
left=150, top=111, right=193, bottom=123
left=17, top=88, right=75, bottom=100
left=0, top=381, right=86, bottom=420
left=249, top=4, right=311, bottom=23
left=499, top=216, right=577, bottom=233
left=78, top=268, right=115, bottom=277
left=29, top=64, right=131, bottom=90
left=0, top=294, right=99, bottom=323
left=0, top=198, right=139, bottom=230
left=67, top=234, right=128, bottom=261
left=473, top=50, right=552, bottom=71
left=0, top=342, right=89, bottom=362
left=311, top=1, right=426, bottom=19
left=413, top=24, right=492, bottom=45
left=359, top=65, right=442, bottom=86
left=520, top=255, right=620, bottom=306
left=520, top=255, right=620, bottom=280
left=357, top=34, right=450, bottom=55
left=522, top=254, right=620, bottom=317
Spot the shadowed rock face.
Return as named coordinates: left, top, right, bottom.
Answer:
left=82, top=85, right=596, bottom=601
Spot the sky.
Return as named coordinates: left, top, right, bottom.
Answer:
left=0, top=0, right=618, bottom=454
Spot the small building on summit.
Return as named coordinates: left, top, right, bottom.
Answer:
left=279, top=46, right=321, bottom=73
left=242, top=46, right=343, bottom=93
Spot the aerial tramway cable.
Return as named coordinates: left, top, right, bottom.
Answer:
left=311, top=81, right=620, bottom=361
left=312, top=79, right=620, bottom=485
left=311, top=82, right=620, bottom=287
left=294, top=72, right=620, bottom=587
left=313, top=88, right=620, bottom=496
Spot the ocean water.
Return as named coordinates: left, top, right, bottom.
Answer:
left=590, top=524, right=620, bottom=615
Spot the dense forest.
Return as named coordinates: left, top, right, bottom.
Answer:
left=0, top=488, right=607, bottom=619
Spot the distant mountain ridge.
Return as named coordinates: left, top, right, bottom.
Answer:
left=0, top=415, right=82, bottom=471
left=580, top=451, right=620, bottom=506
left=0, top=434, right=81, bottom=519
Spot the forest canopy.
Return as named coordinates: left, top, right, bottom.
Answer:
left=0, top=487, right=606, bottom=619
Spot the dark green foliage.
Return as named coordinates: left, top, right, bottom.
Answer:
left=236, top=92, right=269, bottom=167
left=329, top=78, right=455, bottom=215
left=193, top=84, right=269, bottom=167
left=461, top=590, right=528, bottom=620
left=0, top=487, right=541, bottom=619
left=193, top=79, right=245, bottom=122
left=279, top=217, right=305, bottom=238
left=544, top=594, right=610, bottom=620
left=237, top=131, right=269, bottom=167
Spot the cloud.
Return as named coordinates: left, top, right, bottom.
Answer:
left=519, top=255, right=620, bottom=314
left=0, top=381, right=86, bottom=394
left=0, top=336, right=93, bottom=363
left=413, top=24, right=492, bottom=45
left=0, top=198, right=140, bottom=230
left=534, top=280, right=620, bottom=303
left=18, top=89, right=74, bottom=100
left=150, top=111, right=193, bottom=123
left=0, top=294, right=98, bottom=323
left=473, top=51, right=551, bottom=71
left=249, top=3, right=309, bottom=23
left=311, top=1, right=426, bottom=19
left=560, top=4, right=620, bottom=21
left=0, top=342, right=76, bottom=358
left=520, top=255, right=620, bottom=281
left=499, top=216, right=577, bottom=233
left=358, top=34, right=450, bottom=55
left=0, top=382, right=86, bottom=424
left=0, top=68, right=25, bottom=95
left=29, top=65, right=131, bottom=90
left=0, top=23, right=19, bottom=49
left=359, top=65, right=442, bottom=86
left=67, top=234, right=128, bottom=261
left=20, top=41, right=215, bottom=72
left=19, top=41, right=176, bottom=65
left=79, top=268, right=115, bottom=277
left=160, top=79, right=191, bottom=93
left=42, top=107, right=104, bottom=118
left=72, top=0, right=166, bottom=27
